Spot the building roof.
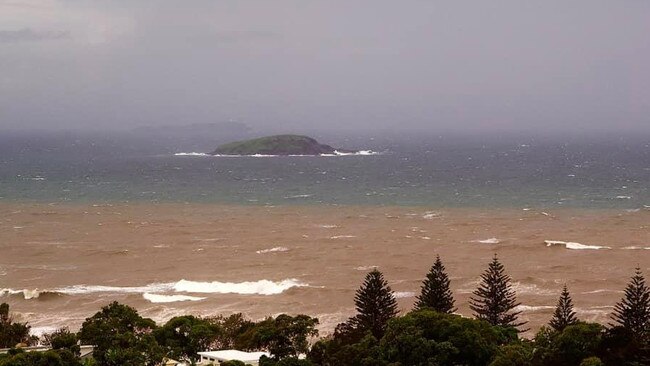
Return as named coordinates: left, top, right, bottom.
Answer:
left=198, top=350, right=270, bottom=362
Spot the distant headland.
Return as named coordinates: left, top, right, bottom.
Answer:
left=210, top=134, right=356, bottom=156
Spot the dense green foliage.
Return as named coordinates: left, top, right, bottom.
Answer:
left=611, top=267, right=650, bottom=340
left=469, top=255, right=525, bottom=330
left=416, top=255, right=456, bottom=313
left=0, top=303, right=33, bottom=348
left=154, top=315, right=220, bottom=362
left=550, top=285, right=579, bottom=331
left=251, top=314, right=319, bottom=360
left=78, top=302, right=163, bottom=366
left=212, top=135, right=337, bottom=155
left=312, top=309, right=516, bottom=366
left=0, top=348, right=82, bottom=366
left=337, top=269, right=399, bottom=341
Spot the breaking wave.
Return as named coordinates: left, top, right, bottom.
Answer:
left=175, top=150, right=381, bottom=158
left=514, top=305, right=555, bottom=312
left=2, top=278, right=307, bottom=300
left=472, top=238, right=500, bottom=244
left=256, top=246, right=289, bottom=254
left=1, top=288, right=62, bottom=300
left=355, top=265, right=378, bottom=271
left=545, top=240, right=611, bottom=250
left=173, top=279, right=306, bottom=295
left=394, top=291, right=416, bottom=299
left=174, top=152, right=210, bottom=157
left=330, top=235, right=357, bottom=239
left=143, top=293, right=206, bottom=303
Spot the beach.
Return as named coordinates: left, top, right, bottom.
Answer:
left=1, top=202, right=648, bottom=337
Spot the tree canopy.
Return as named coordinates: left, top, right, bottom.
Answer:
left=469, top=255, right=525, bottom=330
left=416, top=255, right=456, bottom=314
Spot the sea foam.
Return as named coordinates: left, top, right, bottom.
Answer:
left=545, top=240, right=611, bottom=250
left=330, top=235, right=357, bottom=239
left=514, top=305, right=555, bottom=312
left=173, top=279, right=306, bottom=295
left=256, top=247, right=289, bottom=254
left=472, top=238, right=500, bottom=244
left=1, top=288, right=44, bottom=300
left=143, top=293, right=205, bottom=303
left=394, top=291, right=416, bottom=299
left=174, top=152, right=210, bottom=157
left=2, top=278, right=306, bottom=300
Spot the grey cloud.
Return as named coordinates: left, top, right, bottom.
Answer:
left=0, top=1, right=648, bottom=135
left=0, top=28, right=69, bottom=43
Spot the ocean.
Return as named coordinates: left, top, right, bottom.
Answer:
left=0, top=131, right=648, bottom=337
left=0, top=132, right=648, bottom=208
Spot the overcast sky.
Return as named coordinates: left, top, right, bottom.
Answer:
left=1, top=0, right=649, bottom=135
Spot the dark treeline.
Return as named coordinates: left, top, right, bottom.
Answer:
left=1, top=255, right=649, bottom=366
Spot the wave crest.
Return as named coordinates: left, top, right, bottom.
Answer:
left=173, top=279, right=305, bottom=295
left=143, top=293, right=206, bottom=303
left=545, top=240, right=611, bottom=250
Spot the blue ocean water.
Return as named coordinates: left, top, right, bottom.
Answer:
left=0, top=132, right=648, bottom=208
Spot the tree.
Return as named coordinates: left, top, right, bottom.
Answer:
left=489, top=342, right=533, bottom=366
left=611, top=267, right=650, bottom=340
left=208, top=313, right=257, bottom=351
left=345, top=269, right=399, bottom=340
left=549, top=285, right=578, bottom=332
left=380, top=309, right=516, bottom=366
left=469, top=255, right=525, bottom=329
left=415, top=255, right=456, bottom=313
left=41, top=328, right=81, bottom=356
left=579, top=357, right=604, bottom=366
left=531, top=322, right=603, bottom=366
left=154, top=315, right=220, bottom=363
left=78, top=302, right=163, bottom=366
left=253, top=314, right=319, bottom=360
left=0, top=303, right=33, bottom=348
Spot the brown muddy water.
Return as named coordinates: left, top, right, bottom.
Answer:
left=0, top=203, right=648, bottom=337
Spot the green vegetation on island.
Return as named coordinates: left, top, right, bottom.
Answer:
left=211, top=135, right=351, bottom=156
left=2, top=259, right=649, bottom=366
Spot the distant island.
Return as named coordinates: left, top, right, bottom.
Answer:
left=211, top=134, right=355, bottom=156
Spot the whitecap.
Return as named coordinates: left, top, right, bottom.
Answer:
left=616, top=195, right=632, bottom=199
left=581, top=289, right=624, bottom=294
left=143, top=293, right=205, bottom=303
left=55, top=283, right=174, bottom=295
left=330, top=235, right=356, bottom=239
left=422, top=211, right=441, bottom=219
left=330, top=150, right=380, bottom=156
left=394, top=291, right=416, bottom=299
left=622, top=246, right=650, bottom=250
left=318, top=224, right=338, bottom=229
left=284, top=194, right=313, bottom=199
left=174, top=152, right=210, bottom=157
left=1, top=288, right=42, bottom=300
left=514, top=305, right=555, bottom=312
left=256, top=246, right=289, bottom=254
left=510, top=283, right=557, bottom=296
left=355, top=265, right=378, bottom=271
left=472, top=238, right=500, bottom=244
left=173, top=279, right=305, bottom=295
left=545, top=240, right=611, bottom=250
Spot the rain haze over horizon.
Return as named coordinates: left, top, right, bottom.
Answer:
left=0, top=0, right=649, bottom=137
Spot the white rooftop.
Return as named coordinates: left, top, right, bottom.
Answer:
left=198, top=350, right=270, bottom=362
